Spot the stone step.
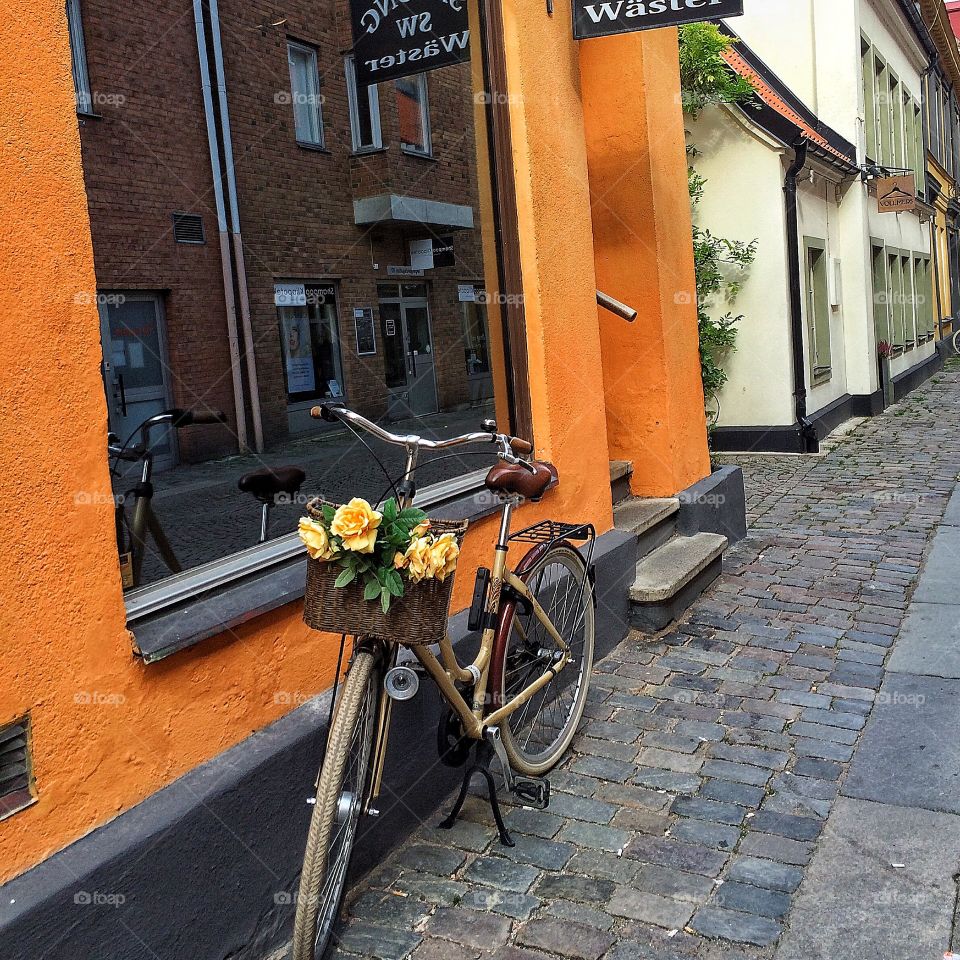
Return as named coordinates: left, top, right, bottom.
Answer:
left=613, top=497, right=679, bottom=536
left=629, top=533, right=728, bottom=633
left=609, top=460, right=633, bottom=505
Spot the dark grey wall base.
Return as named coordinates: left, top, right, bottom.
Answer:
left=629, top=556, right=723, bottom=633
left=677, top=466, right=747, bottom=545
left=892, top=349, right=944, bottom=402
left=0, top=528, right=636, bottom=960
left=710, top=422, right=808, bottom=454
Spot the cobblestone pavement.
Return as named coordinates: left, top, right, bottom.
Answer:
left=307, top=361, right=960, bottom=960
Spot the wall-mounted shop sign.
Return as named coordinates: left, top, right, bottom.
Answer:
left=351, top=0, right=470, bottom=86
left=387, top=265, right=425, bottom=277
left=877, top=174, right=917, bottom=213
left=409, top=235, right=456, bottom=270
left=574, top=0, right=743, bottom=41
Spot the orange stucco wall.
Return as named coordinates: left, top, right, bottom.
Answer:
left=2, top=0, right=702, bottom=884
left=580, top=30, right=712, bottom=497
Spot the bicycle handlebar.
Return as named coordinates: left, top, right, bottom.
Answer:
left=312, top=403, right=535, bottom=469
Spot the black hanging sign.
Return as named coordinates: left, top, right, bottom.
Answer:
left=574, top=0, right=744, bottom=41
left=351, top=0, right=470, bottom=86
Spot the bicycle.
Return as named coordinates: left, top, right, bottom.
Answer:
left=293, top=403, right=597, bottom=960
left=109, top=407, right=226, bottom=589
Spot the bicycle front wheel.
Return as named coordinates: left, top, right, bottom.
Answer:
left=497, top=544, right=595, bottom=776
left=293, top=647, right=380, bottom=960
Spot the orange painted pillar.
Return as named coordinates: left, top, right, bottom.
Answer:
left=500, top=0, right=615, bottom=531
left=579, top=28, right=711, bottom=497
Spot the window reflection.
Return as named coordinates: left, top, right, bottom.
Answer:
left=87, top=1, right=507, bottom=590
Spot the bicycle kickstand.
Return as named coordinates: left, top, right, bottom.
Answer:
left=437, top=738, right=515, bottom=847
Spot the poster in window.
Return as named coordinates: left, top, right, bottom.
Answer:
left=350, top=0, right=470, bottom=86
left=354, top=308, right=377, bottom=355
left=281, top=313, right=316, bottom=394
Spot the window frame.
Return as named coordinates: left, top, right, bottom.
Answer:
left=861, top=37, right=877, bottom=162
left=66, top=0, right=93, bottom=116
left=345, top=56, right=383, bottom=152
left=286, top=39, right=325, bottom=148
left=871, top=240, right=890, bottom=346
left=803, top=237, right=832, bottom=385
left=395, top=73, right=433, bottom=157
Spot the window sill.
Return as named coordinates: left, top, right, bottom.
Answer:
left=400, top=147, right=436, bottom=161
left=296, top=141, right=330, bottom=154
left=77, top=110, right=102, bottom=121
left=351, top=146, right=387, bottom=157
left=129, top=476, right=531, bottom=664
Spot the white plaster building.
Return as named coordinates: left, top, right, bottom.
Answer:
left=692, top=0, right=945, bottom=452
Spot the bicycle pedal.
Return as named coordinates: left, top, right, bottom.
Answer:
left=512, top=776, right=550, bottom=810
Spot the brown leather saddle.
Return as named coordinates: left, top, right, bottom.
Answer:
left=484, top=460, right=557, bottom=501
left=237, top=465, right=306, bottom=503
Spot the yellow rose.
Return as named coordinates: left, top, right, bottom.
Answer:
left=426, top=532, right=460, bottom=582
left=298, top=516, right=337, bottom=561
left=401, top=536, right=433, bottom=583
left=393, top=550, right=407, bottom=570
left=412, top=520, right=432, bottom=538
left=330, top=498, right=382, bottom=554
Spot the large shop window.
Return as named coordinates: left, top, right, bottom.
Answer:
left=97, top=0, right=522, bottom=607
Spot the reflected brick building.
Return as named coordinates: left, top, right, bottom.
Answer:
left=69, top=0, right=494, bottom=463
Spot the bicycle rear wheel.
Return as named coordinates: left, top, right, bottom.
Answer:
left=293, top=646, right=380, bottom=960
left=496, top=544, right=595, bottom=776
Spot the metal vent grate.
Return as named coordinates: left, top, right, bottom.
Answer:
left=0, top=716, right=35, bottom=820
left=172, top=213, right=205, bottom=244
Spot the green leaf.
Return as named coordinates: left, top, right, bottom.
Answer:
left=334, top=567, right=356, bottom=588
left=383, top=498, right=398, bottom=523
left=398, top=507, right=427, bottom=526
left=381, top=590, right=391, bottom=614
left=364, top=579, right=382, bottom=601
left=385, top=569, right=403, bottom=597
left=322, top=505, right=336, bottom=524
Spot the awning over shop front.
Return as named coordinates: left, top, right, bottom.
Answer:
left=353, top=193, right=475, bottom=230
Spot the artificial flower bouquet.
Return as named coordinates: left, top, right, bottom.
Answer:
left=299, top=496, right=462, bottom=614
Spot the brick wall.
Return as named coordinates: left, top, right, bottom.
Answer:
left=77, top=0, right=489, bottom=464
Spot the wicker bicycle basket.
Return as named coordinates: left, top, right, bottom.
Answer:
left=302, top=498, right=469, bottom=645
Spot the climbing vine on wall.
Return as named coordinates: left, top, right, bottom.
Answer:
left=678, top=23, right=758, bottom=422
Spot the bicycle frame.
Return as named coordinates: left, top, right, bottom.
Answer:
left=363, top=495, right=573, bottom=806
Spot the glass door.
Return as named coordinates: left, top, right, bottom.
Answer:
left=401, top=301, right=438, bottom=416
left=99, top=292, right=176, bottom=470
left=377, top=288, right=439, bottom=419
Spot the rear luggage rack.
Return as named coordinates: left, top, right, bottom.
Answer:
left=509, top=519, right=595, bottom=545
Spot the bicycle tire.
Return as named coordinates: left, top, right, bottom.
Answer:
left=495, top=544, right=595, bottom=776
left=292, top=647, right=380, bottom=960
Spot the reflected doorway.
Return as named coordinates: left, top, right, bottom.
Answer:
left=378, top=284, right=439, bottom=418
left=98, top=292, right=176, bottom=470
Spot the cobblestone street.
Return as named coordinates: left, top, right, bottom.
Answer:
left=301, top=360, right=960, bottom=960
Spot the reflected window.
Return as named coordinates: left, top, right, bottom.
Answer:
left=67, top=0, right=92, bottom=114
left=346, top=57, right=382, bottom=151
left=276, top=284, right=345, bottom=402
left=395, top=74, right=431, bottom=155
left=287, top=41, right=324, bottom=146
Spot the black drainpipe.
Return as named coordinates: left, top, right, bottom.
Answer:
left=784, top=137, right=818, bottom=453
